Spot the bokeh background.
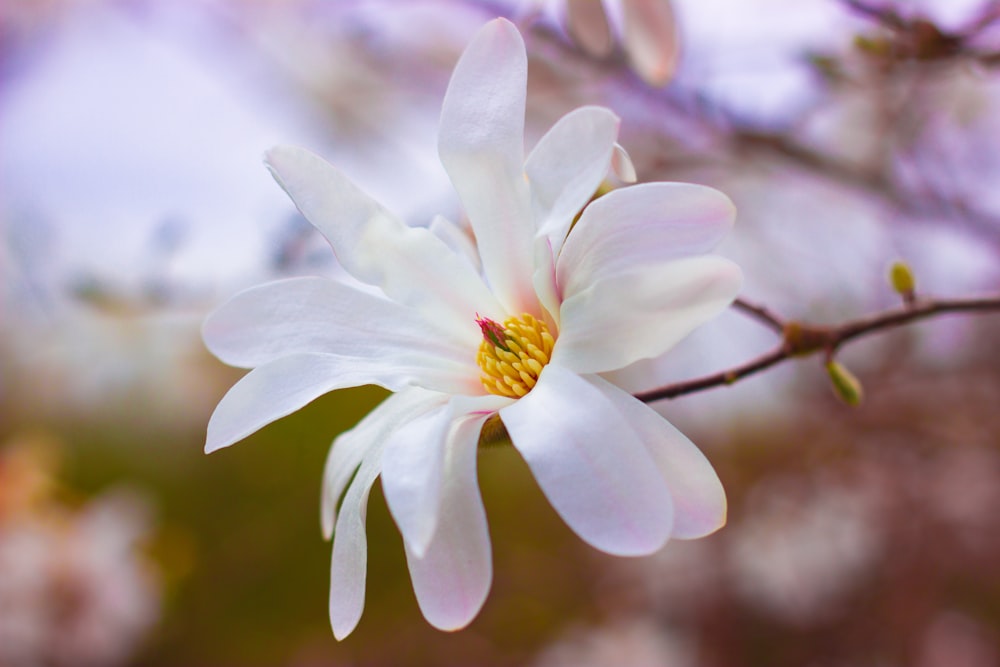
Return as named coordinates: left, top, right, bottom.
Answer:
left=2, top=0, right=1000, bottom=665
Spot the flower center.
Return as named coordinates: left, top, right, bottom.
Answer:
left=475, top=313, right=555, bottom=398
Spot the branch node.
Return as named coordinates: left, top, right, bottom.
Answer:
left=782, top=321, right=836, bottom=356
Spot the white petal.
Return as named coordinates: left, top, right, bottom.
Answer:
left=525, top=106, right=620, bottom=256
left=553, top=256, right=743, bottom=374
left=557, top=182, right=736, bottom=300
left=500, top=364, right=674, bottom=556
left=532, top=237, right=562, bottom=327
left=203, top=276, right=478, bottom=371
left=438, top=18, right=537, bottom=316
left=381, top=394, right=510, bottom=558
left=584, top=377, right=727, bottom=538
left=321, top=389, right=444, bottom=539
left=328, top=391, right=448, bottom=640
left=428, top=214, right=481, bottom=274
left=621, top=0, right=680, bottom=86
left=404, top=410, right=495, bottom=631
left=265, top=146, right=504, bottom=330
left=205, top=353, right=467, bottom=454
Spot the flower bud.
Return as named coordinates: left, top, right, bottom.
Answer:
left=826, top=360, right=864, bottom=406
left=889, top=261, right=916, bottom=299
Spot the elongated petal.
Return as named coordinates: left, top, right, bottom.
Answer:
left=621, top=0, right=680, bottom=87
left=205, top=352, right=467, bottom=453
left=382, top=394, right=510, bottom=558
left=553, top=256, right=742, bottom=374
left=557, top=182, right=736, bottom=300
left=565, top=0, right=613, bottom=57
left=204, top=276, right=478, bottom=370
left=328, top=391, right=449, bottom=640
left=265, top=146, right=504, bottom=330
left=500, top=364, right=674, bottom=556
left=438, top=18, right=536, bottom=315
left=525, top=106, right=620, bottom=256
left=404, top=410, right=495, bottom=631
left=583, top=375, right=727, bottom=538
left=532, top=237, right=562, bottom=328
left=322, top=389, right=445, bottom=539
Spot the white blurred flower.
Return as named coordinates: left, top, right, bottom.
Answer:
left=204, top=18, right=741, bottom=638
left=726, top=476, right=883, bottom=625
left=532, top=617, right=696, bottom=667
left=0, top=478, right=160, bottom=667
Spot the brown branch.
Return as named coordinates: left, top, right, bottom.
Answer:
left=635, top=294, right=1000, bottom=404
left=732, top=297, right=785, bottom=333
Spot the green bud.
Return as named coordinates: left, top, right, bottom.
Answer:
left=826, top=360, right=864, bottom=406
left=889, top=261, right=916, bottom=297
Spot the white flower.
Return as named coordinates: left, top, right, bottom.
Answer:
left=203, top=18, right=742, bottom=639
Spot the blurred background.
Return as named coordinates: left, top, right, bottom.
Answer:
left=2, top=0, right=999, bottom=665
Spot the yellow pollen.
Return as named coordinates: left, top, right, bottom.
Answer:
left=476, top=313, right=555, bottom=398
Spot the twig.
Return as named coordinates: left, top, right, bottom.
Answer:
left=732, top=297, right=785, bottom=333
left=635, top=294, right=1000, bottom=403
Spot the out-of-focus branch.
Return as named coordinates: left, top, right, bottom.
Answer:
left=635, top=294, right=1000, bottom=403
left=730, top=130, right=1000, bottom=248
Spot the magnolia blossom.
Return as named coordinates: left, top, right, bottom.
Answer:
left=203, top=18, right=741, bottom=638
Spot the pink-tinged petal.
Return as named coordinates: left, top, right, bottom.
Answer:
left=382, top=394, right=510, bottom=558
left=438, top=18, right=537, bottom=316
left=203, top=276, right=478, bottom=371
left=205, top=353, right=468, bottom=454
left=500, top=364, right=674, bottom=556
left=565, top=0, right=614, bottom=57
left=328, top=392, right=447, bottom=640
left=265, top=146, right=504, bottom=330
left=621, top=0, right=680, bottom=87
left=525, top=106, right=620, bottom=256
left=556, top=182, right=736, bottom=300
left=611, top=143, right=637, bottom=183
left=553, top=256, right=743, bottom=374
left=321, top=389, right=444, bottom=539
left=404, top=410, right=495, bottom=631
left=583, top=376, right=727, bottom=539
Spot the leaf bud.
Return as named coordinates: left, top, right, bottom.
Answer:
left=889, top=261, right=916, bottom=304
left=826, top=360, right=864, bottom=406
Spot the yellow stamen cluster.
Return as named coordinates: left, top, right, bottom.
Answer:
left=476, top=313, right=555, bottom=398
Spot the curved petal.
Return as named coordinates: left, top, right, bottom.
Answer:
left=525, top=106, right=620, bottom=256
left=382, top=394, right=510, bottom=558
left=556, top=182, right=736, bottom=300
left=203, top=276, right=479, bottom=370
left=328, top=391, right=447, bottom=640
left=438, top=18, right=536, bottom=316
left=428, top=214, right=480, bottom=274
left=205, top=352, right=470, bottom=454
left=321, top=389, right=445, bottom=539
left=611, top=143, right=637, bottom=183
left=500, top=364, right=674, bottom=556
left=404, top=410, right=495, bottom=631
left=565, top=0, right=613, bottom=57
left=552, top=256, right=743, bottom=374
left=265, top=146, right=504, bottom=331
left=583, top=376, right=727, bottom=539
